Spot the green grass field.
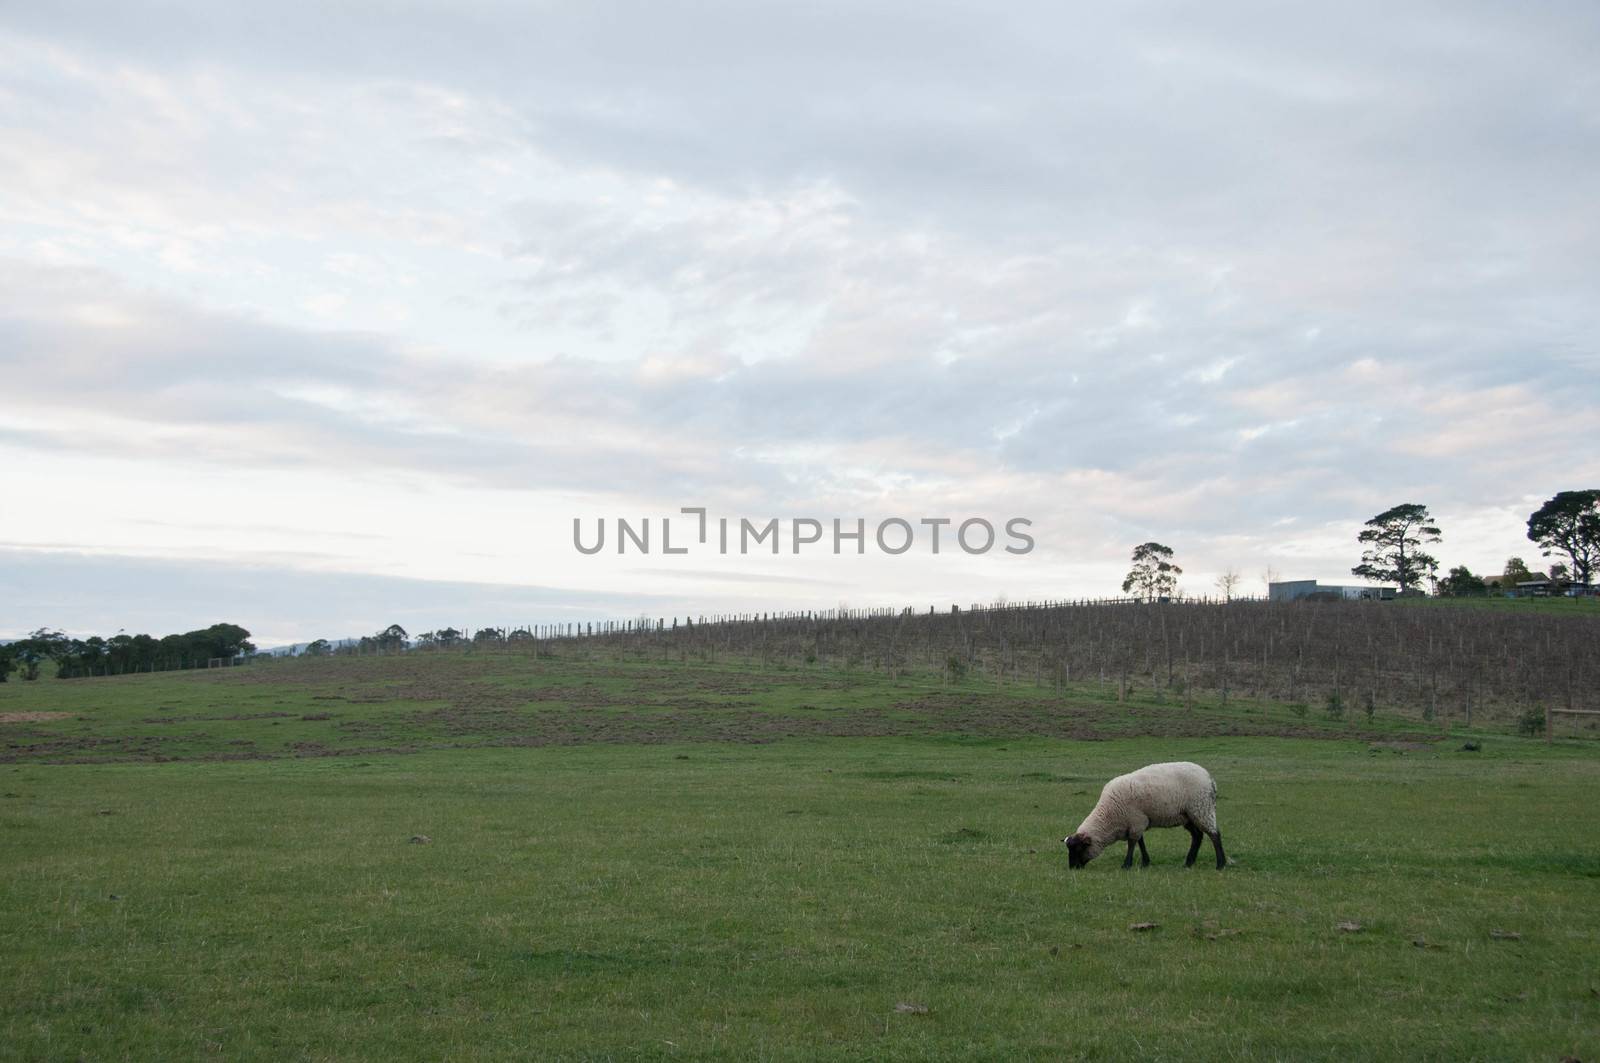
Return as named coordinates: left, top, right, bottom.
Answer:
left=3, top=652, right=1598, bottom=1060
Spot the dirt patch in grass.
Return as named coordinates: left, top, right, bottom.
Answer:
left=0, top=733, right=252, bottom=763
left=140, top=711, right=301, bottom=724
left=0, top=711, right=76, bottom=723
left=1368, top=740, right=1440, bottom=752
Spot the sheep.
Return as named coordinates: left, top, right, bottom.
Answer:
left=1062, top=761, right=1226, bottom=870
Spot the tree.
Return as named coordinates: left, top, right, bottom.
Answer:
left=1500, top=556, right=1534, bottom=588
left=12, top=642, right=44, bottom=680
left=1259, top=566, right=1282, bottom=596
left=1214, top=567, right=1242, bottom=601
left=1351, top=503, right=1440, bottom=594
left=196, top=623, right=255, bottom=660
left=303, top=639, right=332, bottom=657
left=11, top=629, right=71, bottom=680
left=373, top=624, right=409, bottom=653
left=1438, top=565, right=1487, bottom=598
left=1122, top=542, right=1182, bottom=601
left=0, top=644, right=14, bottom=682
left=1527, top=490, right=1600, bottom=586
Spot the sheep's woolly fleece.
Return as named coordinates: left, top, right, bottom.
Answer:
left=1075, top=761, right=1218, bottom=840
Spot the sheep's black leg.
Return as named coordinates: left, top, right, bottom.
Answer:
left=1122, top=839, right=1136, bottom=869
left=1137, top=837, right=1150, bottom=867
left=1209, top=829, right=1227, bottom=870
left=1184, top=825, right=1203, bottom=868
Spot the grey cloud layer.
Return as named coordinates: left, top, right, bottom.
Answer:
left=6, top=252, right=1591, bottom=544
left=12, top=1, right=1598, bottom=240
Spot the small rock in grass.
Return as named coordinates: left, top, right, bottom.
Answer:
left=409, top=835, right=432, bottom=845
left=1128, top=922, right=1159, bottom=932
left=1412, top=938, right=1445, bottom=950
left=1336, top=921, right=1364, bottom=933
left=894, top=1003, right=929, bottom=1015
left=1489, top=929, right=1522, bottom=941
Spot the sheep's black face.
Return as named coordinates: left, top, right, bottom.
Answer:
left=1064, top=834, right=1092, bottom=869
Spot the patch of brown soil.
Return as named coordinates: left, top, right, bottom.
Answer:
left=140, top=711, right=300, bottom=724
left=0, top=711, right=76, bottom=723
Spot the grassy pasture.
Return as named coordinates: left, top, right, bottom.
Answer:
left=2, top=652, right=1598, bottom=1060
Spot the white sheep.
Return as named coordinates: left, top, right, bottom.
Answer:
left=1062, top=761, right=1227, bottom=870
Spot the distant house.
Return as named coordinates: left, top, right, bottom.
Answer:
left=1269, top=580, right=1395, bottom=602
left=1488, top=570, right=1546, bottom=592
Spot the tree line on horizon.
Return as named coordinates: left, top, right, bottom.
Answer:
left=1123, top=489, right=1599, bottom=601
left=296, top=625, right=552, bottom=659
left=0, top=623, right=254, bottom=682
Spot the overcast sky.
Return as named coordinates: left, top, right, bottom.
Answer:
left=2, top=1, right=1597, bottom=646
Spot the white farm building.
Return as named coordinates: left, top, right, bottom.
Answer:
left=1269, top=580, right=1396, bottom=602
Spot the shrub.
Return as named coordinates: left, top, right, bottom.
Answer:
left=1517, top=707, right=1546, bottom=737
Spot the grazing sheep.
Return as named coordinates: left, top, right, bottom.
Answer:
left=1062, top=762, right=1226, bottom=870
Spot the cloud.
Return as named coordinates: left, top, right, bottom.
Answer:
left=1, top=3, right=1596, bottom=637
